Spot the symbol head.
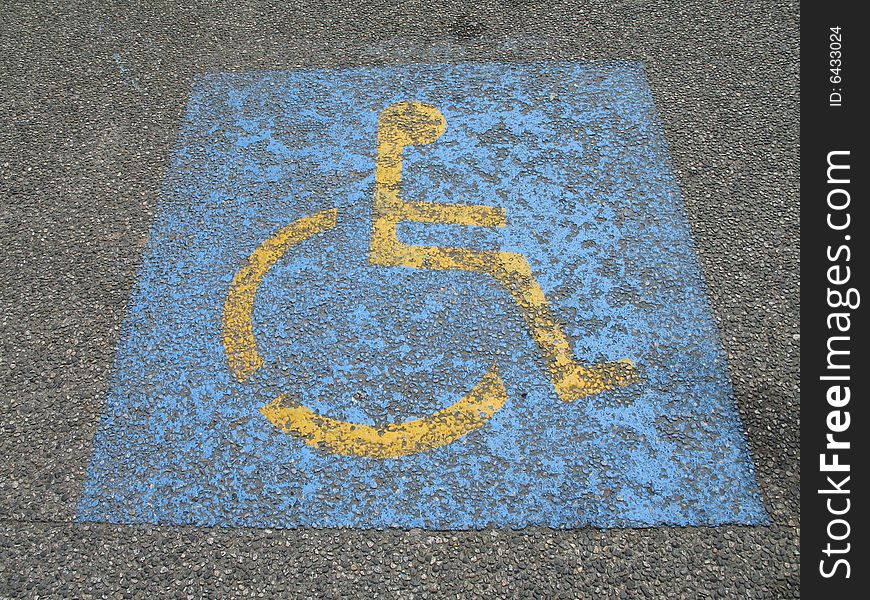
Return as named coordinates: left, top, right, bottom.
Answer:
left=378, top=101, right=446, bottom=146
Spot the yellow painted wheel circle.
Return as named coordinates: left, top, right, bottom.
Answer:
left=221, top=209, right=507, bottom=459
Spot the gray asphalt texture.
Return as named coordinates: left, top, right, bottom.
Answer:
left=1, top=0, right=799, bottom=597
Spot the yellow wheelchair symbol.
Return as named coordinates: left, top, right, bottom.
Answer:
left=222, top=101, right=638, bottom=459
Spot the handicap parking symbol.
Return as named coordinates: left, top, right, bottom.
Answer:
left=79, top=61, right=767, bottom=528
left=226, top=100, right=637, bottom=459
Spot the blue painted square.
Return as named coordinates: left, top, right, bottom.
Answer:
left=78, top=61, right=767, bottom=528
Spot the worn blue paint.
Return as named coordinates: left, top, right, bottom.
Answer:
left=77, top=61, right=767, bottom=528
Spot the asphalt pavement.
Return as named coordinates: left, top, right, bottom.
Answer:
left=1, top=0, right=799, bottom=597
